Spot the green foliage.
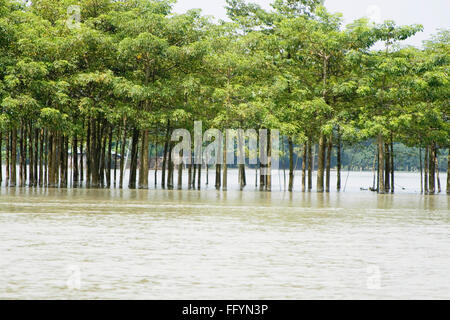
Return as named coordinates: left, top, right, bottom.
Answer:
left=0, top=0, right=448, bottom=174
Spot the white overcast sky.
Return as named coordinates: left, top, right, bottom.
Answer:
left=173, top=0, right=450, bottom=47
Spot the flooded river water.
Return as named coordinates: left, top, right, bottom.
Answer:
left=0, top=170, right=448, bottom=299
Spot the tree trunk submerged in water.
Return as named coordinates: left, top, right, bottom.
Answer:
left=119, top=118, right=127, bottom=189
left=435, top=148, right=441, bottom=193
left=390, top=137, right=395, bottom=193
left=377, top=134, right=385, bottom=194
left=424, top=145, right=429, bottom=194
left=384, top=142, right=390, bottom=192
left=447, top=148, right=450, bottom=195
left=302, top=142, right=307, bottom=192
left=428, top=143, right=436, bottom=194
left=307, top=140, right=312, bottom=191
left=288, top=137, right=294, bottom=192
left=215, top=164, right=221, bottom=190
left=336, top=129, right=342, bottom=191
left=0, top=131, right=2, bottom=186
left=325, top=135, right=332, bottom=193
left=139, top=129, right=149, bottom=189
left=128, top=128, right=139, bottom=189
left=317, top=135, right=326, bottom=193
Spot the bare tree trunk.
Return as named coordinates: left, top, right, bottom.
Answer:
left=390, top=136, right=394, bottom=193
left=79, top=136, right=83, bottom=183
left=29, top=123, right=34, bottom=187
left=177, top=150, right=183, bottom=190
left=73, top=136, right=79, bottom=186
left=10, top=128, right=17, bottom=187
left=447, top=148, right=450, bottom=195
left=266, top=130, right=271, bottom=192
left=302, top=142, right=307, bottom=192
left=435, top=148, right=441, bottom=193
left=19, top=125, right=24, bottom=187
left=223, top=142, right=227, bottom=191
left=192, top=157, right=196, bottom=189
left=325, top=135, right=332, bottom=193
left=377, top=134, right=385, bottom=194
left=317, top=135, right=326, bottom=192
left=188, top=159, right=193, bottom=190
left=6, top=130, right=10, bottom=187
left=161, top=122, right=169, bottom=189
left=128, top=128, right=139, bottom=189
left=424, top=145, right=429, bottom=194
left=337, top=129, right=342, bottom=191
left=215, top=164, right=221, bottom=190
left=119, top=117, right=127, bottom=189
left=429, top=143, right=436, bottom=194
left=139, top=129, right=149, bottom=189
left=86, top=121, right=91, bottom=187
left=384, top=143, right=390, bottom=192
left=154, top=139, right=158, bottom=187
left=39, top=130, right=44, bottom=187
left=114, top=127, right=120, bottom=187
left=107, top=126, right=112, bottom=188
left=288, top=137, right=294, bottom=192
left=196, top=162, right=201, bottom=191
left=168, top=142, right=174, bottom=190
left=307, top=140, right=312, bottom=191
left=0, top=131, right=2, bottom=186
left=419, top=146, right=423, bottom=194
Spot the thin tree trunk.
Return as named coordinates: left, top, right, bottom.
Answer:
left=73, top=136, right=79, bottom=186
left=128, top=128, right=139, bottom=189
left=288, top=137, right=294, bottom=192
left=307, top=140, right=312, bottom=191
left=10, top=128, right=17, bottom=187
left=377, top=134, right=385, bottom=194
left=419, top=146, right=423, bottom=194
left=435, top=150, right=441, bottom=193
left=424, top=145, right=429, bottom=194
left=139, top=129, right=149, bottom=189
left=266, top=130, right=271, bottom=192
left=19, top=125, right=24, bottom=187
left=29, top=123, right=34, bottom=187
left=39, top=129, right=43, bottom=187
left=107, top=126, right=113, bottom=188
left=154, top=139, right=158, bottom=187
left=384, top=143, right=390, bottom=192
left=79, top=137, right=84, bottom=184
left=188, top=157, right=193, bottom=190
left=326, top=135, right=332, bottom=193
left=63, top=136, right=69, bottom=188
left=317, top=135, right=326, bottom=192
left=114, top=127, right=120, bottom=187
left=337, top=129, right=342, bottom=191
left=223, top=142, right=227, bottom=191
left=447, top=148, right=449, bottom=195
left=0, top=131, right=2, bottom=186
left=177, top=149, right=183, bottom=190
left=192, top=157, right=196, bottom=189
left=390, top=137, right=395, bottom=193
left=302, top=142, right=307, bottom=192
left=119, top=117, right=127, bottom=189
left=429, top=143, right=436, bottom=194
left=167, top=141, right=174, bottom=190
left=196, top=162, right=201, bottom=191
left=86, top=121, right=91, bottom=187
left=215, top=164, right=221, bottom=190
left=161, top=122, right=170, bottom=188
left=6, top=130, right=10, bottom=187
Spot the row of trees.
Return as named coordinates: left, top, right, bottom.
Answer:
left=0, top=0, right=448, bottom=194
